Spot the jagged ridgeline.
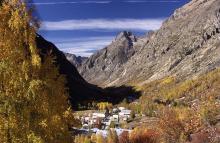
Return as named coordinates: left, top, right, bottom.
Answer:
left=75, top=0, right=220, bottom=87
left=0, top=1, right=74, bottom=142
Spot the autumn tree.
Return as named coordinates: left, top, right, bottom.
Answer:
left=159, top=107, right=202, bottom=143
left=0, top=0, right=74, bottom=142
left=129, top=128, right=159, bottom=143
left=97, top=102, right=113, bottom=111
left=119, top=131, right=129, bottom=143
left=96, top=134, right=106, bottom=143
left=107, top=129, right=119, bottom=143
left=74, top=135, right=92, bottom=143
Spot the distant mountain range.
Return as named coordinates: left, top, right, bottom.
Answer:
left=66, top=0, right=220, bottom=88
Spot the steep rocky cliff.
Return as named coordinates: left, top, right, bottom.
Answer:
left=78, top=31, right=139, bottom=86
left=65, top=53, right=88, bottom=68
left=78, top=0, right=220, bottom=87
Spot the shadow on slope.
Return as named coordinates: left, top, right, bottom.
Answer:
left=36, top=34, right=142, bottom=109
left=103, top=85, right=142, bottom=104
left=76, top=85, right=142, bottom=110
left=36, top=35, right=103, bottom=108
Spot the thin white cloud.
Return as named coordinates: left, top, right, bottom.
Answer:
left=31, top=0, right=180, bottom=5
left=41, top=18, right=165, bottom=31
left=31, top=2, right=76, bottom=5
left=31, top=1, right=112, bottom=5
left=80, top=1, right=112, bottom=4
left=125, top=0, right=180, bottom=3
left=49, top=36, right=114, bottom=57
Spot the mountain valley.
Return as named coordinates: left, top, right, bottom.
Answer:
left=0, top=0, right=220, bottom=142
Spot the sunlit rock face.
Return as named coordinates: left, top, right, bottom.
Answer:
left=78, top=31, right=138, bottom=86
left=77, top=0, right=220, bottom=87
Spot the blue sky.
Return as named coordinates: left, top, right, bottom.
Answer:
left=33, top=0, right=190, bottom=57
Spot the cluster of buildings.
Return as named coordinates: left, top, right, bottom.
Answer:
left=78, top=107, right=132, bottom=130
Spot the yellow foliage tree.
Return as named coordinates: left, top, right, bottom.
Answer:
left=159, top=107, right=202, bottom=143
left=96, top=134, right=106, bottom=143
left=107, top=129, right=119, bottom=143
left=0, top=0, right=74, bottom=142
left=97, top=102, right=113, bottom=110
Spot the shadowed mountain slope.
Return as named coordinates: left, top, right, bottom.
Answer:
left=36, top=35, right=104, bottom=108
left=36, top=35, right=141, bottom=108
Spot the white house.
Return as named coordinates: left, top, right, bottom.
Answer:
left=119, top=109, right=131, bottom=119
left=92, top=113, right=105, bottom=119
left=113, top=108, right=119, bottom=113
left=96, top=128, right=132, bottom=137
left=82, top=124, right=89, bottom=129
left=85, top=117, right=90, bottom=122
left=103, top=120, right=111, bottom=126
left=96, top=130, right=108, bottom=137
left=89, top=112, right=106, bottom=126
left=111, top=115, right=119, bottom=122
left=119, top=107, right=126, bottom=111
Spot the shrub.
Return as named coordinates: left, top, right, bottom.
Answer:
left=159, top=107, right=202, bottom=143
left=129, top=128, right=160, bottom=143
left=74, top=135, right=92, bottom=143
left=119, top=131, right=129, bottom=143
left=199, top=98, right=220, bottom=126
left=97, top=102, right=113, bottom=110
left=107, top=129, right=119, bottom=143
left=96, top=134, right=106, bottom=143
left=159, top=108, right=185, bottom=143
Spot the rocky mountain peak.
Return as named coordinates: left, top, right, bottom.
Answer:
left=115, top=31, right=137, bottom=42
left=77, top=31, right=138, bottom=86
left=171, top=0, right=217, bottom=20
left=64, top=53, right=88, bottom=68
left=76, top=0, right=220, bottom=87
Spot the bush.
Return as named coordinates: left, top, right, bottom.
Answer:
left=199, top=98, right=220, bottom=126
left=97, top=102, right=113, bottom=110
left=74, top=135, right=92, bottom=143
left=159, top=107, right=202, bottom=143
left=96, top=134, right=106, bottom=143
left=119, top=131, right=129, bottom=143
left=159, top=108, right=185, bottom=143
left=129, top=128, right=160, bottom=143
left=107, top=129, right=119, bottom=143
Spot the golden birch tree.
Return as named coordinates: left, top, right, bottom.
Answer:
left=0, top=0, right=74, bottom=142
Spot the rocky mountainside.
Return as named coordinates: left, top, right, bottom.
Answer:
left=64, top=53, right=88, bottom=68
left=78, top=0, right=220, bottom=87
left=78, top=31, right=140, bottom=86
